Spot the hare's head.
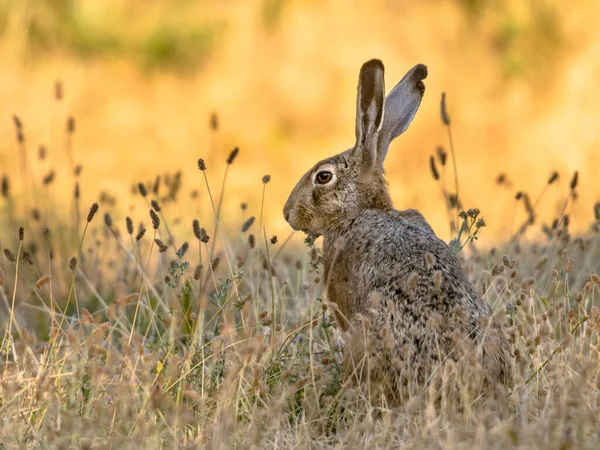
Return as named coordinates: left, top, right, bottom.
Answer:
left=283, top=59, right=427, bottom=234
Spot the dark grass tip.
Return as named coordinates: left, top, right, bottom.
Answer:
left=440, top=92, right=451, bottom=126
left=570, top=171, right=578, bottom=190
left=436, top=146, right=447, bottom=166
left=210, top=112, right=219, bottom=131
left=151, top=200, right=161, bottom=212
left=429, top=155, right=440, bottom=180
left=87, top=203, right=99, bottom=222
left=194, top=264, right=203, bottom=280
left=104, top=213, right=113, bottom=228
left=199, top=228, right=209, bottom=243
left=193, top=219, right=201, bottom=239
left=43, top=171, right=55, bottom=185
left=69, top=256, right=77, bottom=271
left=18, top=227, right=24, bottom=241
left=241, top=216, right=255, bottom=232
left=12, top=115, right=22, bottom=130
left=262, top=174, right=271, bottom=184
left=4, top=248, right=16, bottom=263
left=150, top=209, right=160, bottom=229
left=126, top=217, right=134, bottom=235
left=227, top=147, right=239, bottom=165
left=23, top=251, right=34, bottom=265
left=138, top=182, right=148, bottom=197
left=1, top=176, right=9, bottom=198
left=155, top=239, right=168, bottom=253
left=198, top=159, right=206, bottom=171
left=135, top=227, right=147, bottom=241
left=177, top=242, right=189, bottom=258
left=67, top=116, right=75, bottom=134
left=548, top=171, right=559, bottom=185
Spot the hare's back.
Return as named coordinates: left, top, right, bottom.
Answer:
left=350, top=209, right=489, bottom=317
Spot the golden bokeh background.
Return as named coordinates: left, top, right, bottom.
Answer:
left=0, top=0, right=598, bottom=244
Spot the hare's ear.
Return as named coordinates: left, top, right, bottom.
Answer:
left=354, top=59, right=385, bottom=168
left=377, top=64, right=427, bottom=166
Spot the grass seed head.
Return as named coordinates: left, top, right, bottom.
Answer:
left=87, top=203, right=99, bottom=222
left=436, top=146, right=447, bottom=166
left=210, top=112, right=219, bottom=130
left=177, top=242, right=189, bottom=258
left=194, top=264, right=203, bottom=280
left=192, top=219, right=201, bottom=239
left=126, top=217, right=134, bottom=235
left=67, top=116, right=75, bottom=134
left=138, top=182, right=148, bottom=197
left=135, top=227, right=146, bottom=241
left=262, top=174, right=271, bottom=184
left=22, top=251, right=34, bottom=265
left=548, top=171, right=559, bottom=185
left=570, top=171, right=579, bottom=190
left=151, top=200, right=161, bottom=212
left=198, top=158, right=206, bottom=171
left=1, top=176, right=9, bottom=198
left=104, top=213, right=113, bottom=228
left=18, top=226, right=24, bottom=241
left=227, top=147, right=239, bottom=164
left=69, top=256, right=77, bottom=271
left=154, top=239, right=168, bottom=253
left=150, top=209, right=160, bottom=229
left=429, top=155, right=440, bottom=180
left=440, top=92, right=451, bottom=125
left=4, top=248, right=16, bottom=263
left=34, top=275, right=50, bottom=289
left=242, top=216, right=255, bottom=232
left=199, top=228, right=209, bottom=243
left=43, top=171, right=55, bottom=185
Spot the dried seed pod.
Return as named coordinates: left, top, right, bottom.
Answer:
left=87, top=203, right=99, bottom=222
left=226, top=147, right=239, bottom=164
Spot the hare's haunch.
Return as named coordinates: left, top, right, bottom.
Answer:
left=283, top=60, right=510, bottom=405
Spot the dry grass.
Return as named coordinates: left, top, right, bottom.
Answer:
left=1, top=107, right=600, bottom=449
left=1, top=3, right=600, bottom=446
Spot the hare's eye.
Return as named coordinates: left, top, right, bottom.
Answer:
left=315, top=171, right=333, bottom=184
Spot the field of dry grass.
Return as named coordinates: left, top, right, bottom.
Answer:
left=1, top=108, right=600, bottom=447
left=2, top=1, right=600, bottom=448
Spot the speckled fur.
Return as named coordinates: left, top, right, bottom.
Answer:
left=283, top=60, right=511, bottom=405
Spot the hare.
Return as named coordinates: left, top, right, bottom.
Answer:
left=283, top=60, right=511, bottom=405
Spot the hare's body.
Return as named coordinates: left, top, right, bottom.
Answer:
left=284, top=59, right=510, bottom=405
left=323, top=208, right=510, bottom=402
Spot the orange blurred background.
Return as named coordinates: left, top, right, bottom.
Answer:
left=0, top=0, right=598, bottom=244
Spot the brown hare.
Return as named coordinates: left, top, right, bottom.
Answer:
left=283, top=59, right=511, bottom=405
